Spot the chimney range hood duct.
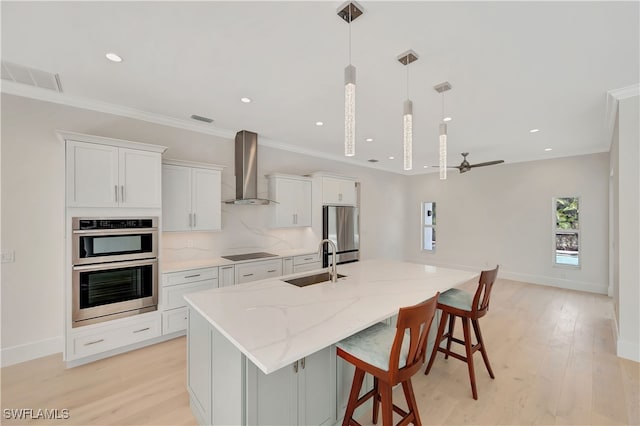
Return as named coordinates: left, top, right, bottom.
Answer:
left=224, top=130, right=276, bottom=205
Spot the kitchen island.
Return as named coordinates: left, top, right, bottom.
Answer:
left=184, top=259, right=478, bottom=426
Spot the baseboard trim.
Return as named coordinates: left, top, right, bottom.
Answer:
left=1, top=336, right=63, bottom=367
left=617, top=338, right=640, bottom=362
left=407, top=258, right=608, bottom=294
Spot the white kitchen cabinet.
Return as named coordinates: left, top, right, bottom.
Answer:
left=161, top=267, right=217, bottom=335
left=267, top=174, right=312, bottom=228
left=321, top=176, right=357, bottom=206
left=246, top=346, right=335, bottom=426
left=235, top=259, right=283, bottom=284
left=218, top=265, right=236, bottom=287
left=162, top=160, right=223, bottom=232
left=65, top=138, right=164, bottom=208
left=293, top=253, right=322, bottom=273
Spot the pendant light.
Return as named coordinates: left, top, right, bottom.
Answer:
left=398, top=50, right=418, bottom=171
left=434, top=81, right=452, bottom=179
left=337, top=2, right=363, bottom=157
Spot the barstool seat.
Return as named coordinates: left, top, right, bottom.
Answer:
left=437, top=288, right=475, bottom=311
left=336, top=294, right=439, bottom=426
left=336, top=323, right=410, bottom=371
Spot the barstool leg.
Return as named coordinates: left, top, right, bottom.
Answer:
left=461, top=317, right=478, bottom=400
left=472, top=319, right=495, bottom=379
left=343, top=368, right=365, bottom=426
left=425, top=311, right=448, bottom=375
left=444, top=313, right=456, bottom=360
left=372, top=377, right=379, bottom=424
left=401, top=379, right=421, bottom=426
left=379, top=382, right=393, bottom=426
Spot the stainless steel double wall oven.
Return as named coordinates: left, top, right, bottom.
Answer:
left=72, top=217, right=158, bottom=327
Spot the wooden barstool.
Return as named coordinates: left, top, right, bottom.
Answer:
left=336, top=294, right=439, bottom=426
left=424, top=266, right=499, bottom=400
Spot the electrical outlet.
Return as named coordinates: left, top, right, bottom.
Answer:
left=1, top=251, right=15, bottom=263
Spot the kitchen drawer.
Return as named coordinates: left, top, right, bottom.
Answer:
left=162, top=279, right=217, bottom=310
left=293, top=253, right=320, bottom=266
left=72, top=315, right=161, bottom=359
left=293, top=261, right=322, bottom=273
left=163, top=307, right=188, bottom=334
left=235, top=259, right=283, bottom=284
left=162, top=267, right=218, bottom=287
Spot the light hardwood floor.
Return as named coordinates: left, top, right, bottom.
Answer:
left=2, top=279, right=638, bottom=425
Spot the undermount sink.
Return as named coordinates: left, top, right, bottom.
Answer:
left=284, top=272, right=347, bottom=288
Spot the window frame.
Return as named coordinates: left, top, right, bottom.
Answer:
left=552, top=196, right=581, bottom=269
left=421, top=201, right=436, bottom=252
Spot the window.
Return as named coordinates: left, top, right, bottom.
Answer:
left=422, top=202, right=436, bottom=251
left=554, top=196, right=579, bottom=267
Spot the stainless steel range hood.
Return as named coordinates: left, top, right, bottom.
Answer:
left=224, top=130, right=276, bottom=205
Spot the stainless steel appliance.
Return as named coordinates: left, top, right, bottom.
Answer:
left=72, top=217, right=158, bottom=327
left=322, top=206, right=360, bottom=266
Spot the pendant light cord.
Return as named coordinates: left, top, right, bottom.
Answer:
left=406, top=64, right=409, bottom=99
left=348, top=7, right=352, bottom=66
left=441, top=91, right=445, bottom=121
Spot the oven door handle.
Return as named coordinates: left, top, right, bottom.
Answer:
left=73, top=258, right=157, bottom=271
left=72, top=228, right=157, bottom=235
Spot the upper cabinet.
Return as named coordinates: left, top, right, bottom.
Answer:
left=267, top=174, right=312, bottom=228
left=64, top=133, right=166, bottom=208
left=320, top=175, right=357, bottom=206
left=162, top=160, right=224, bottom=232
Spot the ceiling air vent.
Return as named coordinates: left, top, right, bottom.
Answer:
left=1, top=61, right=63, bottom=92
left=190, top=114, right=214, bottom=123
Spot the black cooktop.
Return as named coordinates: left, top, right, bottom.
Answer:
left=221, top=252, right=278, bottom=262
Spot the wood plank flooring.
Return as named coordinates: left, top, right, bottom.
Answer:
left=2, top=279, right=638, bottom=425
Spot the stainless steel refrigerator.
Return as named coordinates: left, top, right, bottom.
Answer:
left=322, top=206, right=360, bottom=267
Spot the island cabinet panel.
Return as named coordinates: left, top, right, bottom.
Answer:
left=187, top=310, right=212, bottom=426
left=246, top=346, right=335, bottom=426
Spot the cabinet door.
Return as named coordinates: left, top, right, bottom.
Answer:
left=294, top=179, right=312, bottom=226
left=219, top=265, right=236, bottom=287
left=192, top=168, right=221, bottom=231
left=66, top=141, right=119, bottom=207
left=322, top=177, right=356, bottom=206
left=298, top=347, right=335, bottom=426
left=274, top=178, right=297, bottom=227
left=337, top=179, right=356, bottom=206
left=162, top=165, right=192, bottom=231
left=283, top=257, right=294, bottom=275
left=119, top=148, right=162, bottom=208
left=246, top=360, right=297, bottom=426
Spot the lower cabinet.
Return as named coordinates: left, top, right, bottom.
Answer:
left=235, top=259, right=283, bottom=284
left=219, top=265, right=236, bottom=287
left=246, top=346, right=335, bottom=426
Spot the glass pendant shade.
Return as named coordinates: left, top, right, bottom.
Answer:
left=344, top=64, right=356, bottom=157
left=403, top=100, right=413, bottom=171
left=439, top=122, right=447, bottom=180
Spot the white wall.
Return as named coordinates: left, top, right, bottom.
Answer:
left=0, top=94, right=405, bottom=365
left=614, top=95, right=639, bottom=362
left=403, top=153, right=610, bottom=294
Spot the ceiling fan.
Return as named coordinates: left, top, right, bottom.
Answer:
left=435, top=152, right=505, bottom=174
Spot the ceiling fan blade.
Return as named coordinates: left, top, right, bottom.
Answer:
left=469, top=160, right=504, bottom=168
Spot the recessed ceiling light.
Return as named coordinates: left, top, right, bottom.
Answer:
left=529, top=128, right=540, bottom=133
left=365, top=138, right=373, bottom=142
left=388, top=156, right=395, bottom=160
left=240, top=97, right=252, bottom=103
left=443, top=117, right=452, bottom=122
left=423, top=165, right=429, bottom=168
left=315, top=121, right=324, bottom=126
left=105, top=52, right=122, bottom=63
left=544, top=148, right=552, bottom=151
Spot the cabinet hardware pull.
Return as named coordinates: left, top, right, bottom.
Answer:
left=293, top=360, right=299, bottom=373
left=84, top=339, right=104, bottom=346
left=267, top=270, right=277, bottom=273
left=114, top=185, right=118, bottom=202
left=304, top=257, right=313, bottom=261
left=222, top=266, right=232, bottom=270
left=243, top=273, right=254, bottom=277
left=188, top=213, right=192, bottom=227
left=301, top=357, right=305, bottom=369
left=184, top=274, right=201, bottom=278
left=133, top=327, right=150, bottom=333
left=193, top=213, right=196, bottom=227
left=121, top=185, right=125, bottom=202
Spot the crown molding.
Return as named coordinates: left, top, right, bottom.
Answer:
left=606, top=83, right=640, bottom=145
left=2, top=80, right=417, bottom=176
left=1, top=80, right=236, bottom=139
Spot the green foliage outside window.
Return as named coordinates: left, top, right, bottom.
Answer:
left=555, top=197, right=579, bottom=230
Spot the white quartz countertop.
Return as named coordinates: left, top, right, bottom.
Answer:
left=161, top=248, right=318, bottom=273
left=184, top=259, right=478, bottom=374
